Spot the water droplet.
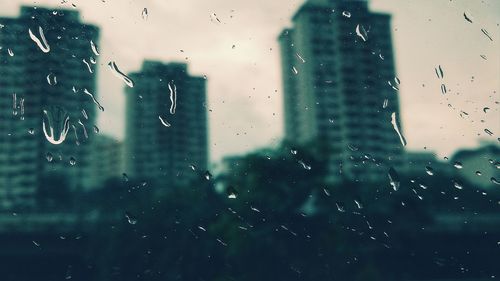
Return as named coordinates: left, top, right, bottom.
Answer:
left=453, top=180, right=463, bottom=190
left=480, top=54, right=487, bottom=60
left=125, top=212, right=137, bottom=225
left=93, top=125, right=99, bottom=134
left=298, top=160, right=311, bottom=170
left=28, top=26, right=50, bottom=53
left=159, top=116, right=171, bottom=127
left=46, top=152, right=53, bottom=162
left=290, top=148, right=298, bottom=155
left=491, top=177, right=500, bottom=185
left=354, top=200, right=363, bottom=209
left=383, top=99, right=388, bottom=108
left=425, top=166, right=434, bottom=175
left=342, top=11, right=351, bottom=18
left=83, top=89, right=104, bottom=111
left=226, top=186, right=238, bottom=199
left=453, top=161, right=463, bottom=169
left=46, top=73, right=57, bottom=85
left=204, top=171, right=212, bottom=180
left=189, top=164, right=197, bottom=171
left=90, top=40, right=99, bottom=56
left=481, top=28, right=493, bottom=41
left=355, top=24, right=368, bottom=41
left=475, top=171, right=482, bottom=176
left=142, top=8, right=148, bottom=20
left=28, top=128, right=35, bottom=135
left=483, top=107, right=490, bottom=113
left=484, top=128, right=493, bottom=136
left=7, top=48, right=14, bottom=56
left=122, top=173, right=129, bottom=181
left=292, top=66, right=298, bottom=75
left=440, top=84, right=447, bottom=94
left=296, top=53, right=306, bottom=63
left=435, top=65, right=444, bottom=79
left=335, top=202, right=345, bottom=212
left=12, top=93, right=18, bottom=116
left=69, top=157, right=76, bottom=166
left=388, top=167, right=400, bottom=191
left=32, top=241, right=40, bottom=247
left=463, top=12, right=473, bottom=23
left=108, top=61, right=135, bottom=87
left=168, top=82, right=177, bottom=114
left=391, top=112, right=407, bottom=146
left=388, top=80, right=399, bottom=91
left=323, top=188, right=330, bottom=196
left=82, top=59, right=93, bottom=73
left=42, top=107, right=70, bottom=145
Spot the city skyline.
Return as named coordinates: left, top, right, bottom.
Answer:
left=0, top=0, right=498, bottom=163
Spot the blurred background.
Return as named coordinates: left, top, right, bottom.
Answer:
left=0, top=0, right=498, bottom=280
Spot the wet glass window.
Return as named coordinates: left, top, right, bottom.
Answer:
left=0, top=0, right=498, bottom=280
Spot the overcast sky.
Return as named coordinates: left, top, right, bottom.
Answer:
left=1, top=0, right=499, bottom=162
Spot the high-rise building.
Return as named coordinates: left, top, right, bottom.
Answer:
left=0, top=7, right=100, bottom=210
left=125, top=61, right=208, bottom=186
left=279, top=0, right=404, bottom=183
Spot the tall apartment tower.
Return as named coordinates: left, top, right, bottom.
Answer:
left=125, top=61, right=208, bottom=186
left=279, top=0, right=404, bottom=183
left=0, top=7, right=99, bottom=210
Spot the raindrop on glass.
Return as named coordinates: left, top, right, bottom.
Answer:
left=46, top=152, right=53, bottom=162
left=46, top=73, right=57, bottom=85
left=435, top=65, right=444, bottom=79
left=388, top=167, right=400, bottom=191
left=125, top=212, right=137, bottom=225
left=226, top=186, right=238, bottom=199
left=108, top=61, right=135, bottom=87
left=83, top=89, right=104, bottom=111
left=425, top=166, right=434, bottom=175
left=42, top=106, right=70, bottom=145
left=69, top=157, right=76, bottom=166
left=491, top=177, right=500, bottom=185
left=28, top=26, right=50, bottom=53
left=159, top=116, right=171, bottom=127
left=168, top=82, right=177, bottom=114
left=391, top=112, right=407, bottom=146
left=481, top=28, right=493, bottom=41
left=440, top=84, right=447, bottom=94
left=90, top=40, right=99, bottom=56
left=298, top=160, right=311, bottom=170
left=453, top=161, right=463, bottom=169
left=463, top=12, right=473, bottom=23
left=355, top=24, right=368, bottom=41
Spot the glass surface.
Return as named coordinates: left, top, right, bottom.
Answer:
left=0, top=0, right=498, bottom=280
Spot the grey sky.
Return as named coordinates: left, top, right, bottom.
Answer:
left=1, top=0, right=499, bottom=162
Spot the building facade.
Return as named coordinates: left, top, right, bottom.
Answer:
left=279, top=0, right=404, bottom=183
left=0, top=7, right=100, bottom=210
left=125, top=61, right=208, bottom=186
